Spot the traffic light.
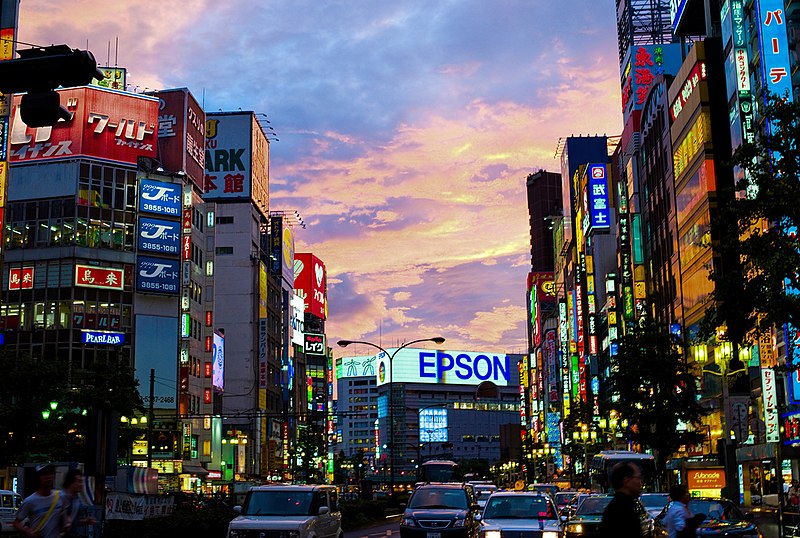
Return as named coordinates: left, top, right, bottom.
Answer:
left=0, top=44, right=104, bottom=127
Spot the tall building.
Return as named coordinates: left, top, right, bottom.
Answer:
left=526, top=170, right=562, bottom=273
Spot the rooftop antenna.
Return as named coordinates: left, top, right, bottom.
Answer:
left=106, top=41, right=110, bottom=67
left=114, top=36, right=119, bottom=67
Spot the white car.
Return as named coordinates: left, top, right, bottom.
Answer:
left=478, top=491, right=562, bottom=538
left=474, top=485, right=498, bottom=509
left=227, top=484, right=343, bottom=538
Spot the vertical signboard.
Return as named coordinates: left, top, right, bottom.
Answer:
left=213, top=331, right=225, bottom=391
left=757, top=0, right=793, bottom=104
left=587, top=164, right=610, bottom=231
left=259, top=262, right=268, bottom=389
left=154, top=89, right=205, bottom=189
left=294, top=253, right=327, bottom=320
left=204, top=113, right=252, bottom=200
left=269, top=216, right=282, bottom=275
left=0, top=2, right=19, bottom=261
left=762, top=368, right=779, bottom=442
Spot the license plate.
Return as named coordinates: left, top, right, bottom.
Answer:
left=427, top=533, right=441, bottom=538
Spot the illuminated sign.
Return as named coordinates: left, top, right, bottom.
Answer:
left=9, top=87, right=157, bottom=164
left=670, top=62, right=707, bottom=122
left=93, top=67, right=127, bottom=90
left=757, top=0, right=793, bottom=104
left=762, top=367, right=779, bottom=442
left=587, top=164, right=610, bottom=231
left=670, top=0, right=690, bottom=31
left=304, top=333, right=326, bottom=356
left=419, top=408, right=449, bottom=443
left=81, top=330, right=124, bottom=345
left=784, top=411, right=800, bottom=444
left=8, top=267, right=33, bottom=290
left=376, top=348, right=514, bottom=387
left=136, top=256, right=180, bottom=295
left=204, top=113, right=252, bottom=200
left=181, top=313, right=190, bottom=338
left=138, top=217, right=181, bottom=255
left=294, top=253, right=327, bottom=320
left=138, top=178, right=182, bottom=217
left=75, top=264, right=124, bottom=290
left=290, top=294, right=305, bottom=346
left=213, top=331, right=224, bottom=391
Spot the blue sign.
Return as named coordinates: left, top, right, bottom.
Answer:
left=82, top=330, right=125, bottom=345
left=138, top=217, right=181, bottom=255
left=587, top=164, right=610, bottom=231
left=670, top=0, right=689, bottom=32
left=419, top=408, right=448, bottom=443
left=757, top=0, right=793, bottom=104
left=138, top=179, right=182, bottom=217
left=136, top=256, right=180, bottom=295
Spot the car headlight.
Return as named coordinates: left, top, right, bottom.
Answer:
left=543, top=532, right=560, bottom=538
left=567, top=523, right=582, bottom=534
left=453, top=519, right=466, bottom=528
left=484, top=531, right=501, bottom=538
left=401, top=517, right=417, bottom=527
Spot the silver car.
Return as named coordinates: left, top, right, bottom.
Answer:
left=227, top=484, right=343, bottom=538
left=479, top=491, right=562, bottom=538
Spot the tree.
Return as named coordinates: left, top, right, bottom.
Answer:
left=607, top=318, right=707, bottom=481
left=0, top=349, right=143, bottom=467
left=703, top=94, right=800, bottom=349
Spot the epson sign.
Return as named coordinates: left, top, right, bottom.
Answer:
left=376, top=348, right=515, bottom=387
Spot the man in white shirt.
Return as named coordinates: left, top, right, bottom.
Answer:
left=664, top=484, right=704, bottom=538
left=13, top=464, right=65, bottom=538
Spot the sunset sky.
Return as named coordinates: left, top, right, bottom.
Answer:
left=19, top=1, right=623, bottom=356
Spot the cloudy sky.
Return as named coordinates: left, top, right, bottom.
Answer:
left=20, top=0, right=622, bottom=356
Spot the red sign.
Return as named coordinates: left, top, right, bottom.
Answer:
left=9, top=87, right=158, bottom=164
left=74, top=264, right=124, bottom=290
left=203, top=388, right=212, bottom=404
left=687, top=469, right=726, bottom=490
left=153, top=89, right=205, bottom=189
left=179, top=366, right=189, bottom=393
left=183, top=236, right=191, bottom=260
left=183, top=208, right=192, bottom=232
left=670, top=61, right=707, bottom=122
left=8, top=267, right=33, bottom=290
left=294, top=253, right=327, bottom=320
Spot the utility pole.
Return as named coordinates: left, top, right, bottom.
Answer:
left=146, top=368, right=155, bottom=468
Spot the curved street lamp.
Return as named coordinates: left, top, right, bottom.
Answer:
left=338, top=336, right=445, bottom=499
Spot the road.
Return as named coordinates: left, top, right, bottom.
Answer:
left=345, top=517, right=401, bottom=538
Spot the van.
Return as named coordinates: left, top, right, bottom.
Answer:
left=227, top=484, right=342, bottom=538
left=0, top=490, right=22, bottom=533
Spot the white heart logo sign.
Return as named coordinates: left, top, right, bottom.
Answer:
left=315, top=264, right=324, bottom=287
left=294, top=259, right=304, bottom=280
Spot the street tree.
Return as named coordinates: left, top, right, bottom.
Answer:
left=608, top=318, right=707, bottom=481
left=702, top=94, right=800, bottom=357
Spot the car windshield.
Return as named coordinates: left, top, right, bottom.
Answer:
left=243, top=491, right=314, bottom=516
left=687, top=500, right=744, bottom=522
left=483, top=496, right=557, bottom=519
left=641, top=494, right=669, bottom=509
left=409, top=489, right=467, bottom=510
left=576, top=497, right=612, bottom=516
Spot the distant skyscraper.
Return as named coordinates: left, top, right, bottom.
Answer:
left=525, top=170, right=562, bottom=273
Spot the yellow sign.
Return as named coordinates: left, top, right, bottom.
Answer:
left=0, top=161, right=6, bottom=209
left=0, top=29, right=13, bottom=61
left=608, top=311, right=617, bottom=326
left=514, top=480, right=525, bottom=491
left=634, top=281, right=646, bottom=299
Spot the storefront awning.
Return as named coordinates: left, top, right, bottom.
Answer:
left=180, top=464, right=209, bottom=476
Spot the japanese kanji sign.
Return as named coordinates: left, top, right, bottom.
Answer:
left=75, top=264, right=124, bottom=290
left=204, top=113, right=252, bottom=201
left=762, top=367, right=779, bottom=443
left=587, top=164, right=610, bottom=231
left=8, top=267, right=33, bottom=290
left=757, top=0, right=793, bottom=102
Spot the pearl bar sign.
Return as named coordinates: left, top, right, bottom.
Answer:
left=82, top=330, right=125, bottom=345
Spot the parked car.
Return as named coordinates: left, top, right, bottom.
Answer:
left=652, top=497, right=762, bottom=537
left=640, top=493, right=670, bottom=519
left=0, top=490, right=22, bottom=534
left=563, top=493, right=591, bottom=519
left=478, top=491, right=561, bottom=538
left=400, top=483, right=482, bottom=538
left=227, top=484, right=342, bottom=538
left=563, top=494, right=653, bottom=538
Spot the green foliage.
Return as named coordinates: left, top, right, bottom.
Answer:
left=704, top=94, right=800, bottom=347
left=608, top=319, right=707, bottom=476
left=0, top=349, right=143, bottom=466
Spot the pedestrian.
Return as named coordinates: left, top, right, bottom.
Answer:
left=664, top=484, right=705, bottom=538
left=599, top=462, right=644, bottom=538
left=789, top=479, right=800, bottom=510
left=61, top=468, right=96, bottom=538
left=12, top=463, right=66, bottom=538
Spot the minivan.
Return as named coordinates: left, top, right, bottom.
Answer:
left=0, top=490, right=23, bottom=533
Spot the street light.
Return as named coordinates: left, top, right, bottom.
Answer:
left=338, top=336, right=445, bottom=500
